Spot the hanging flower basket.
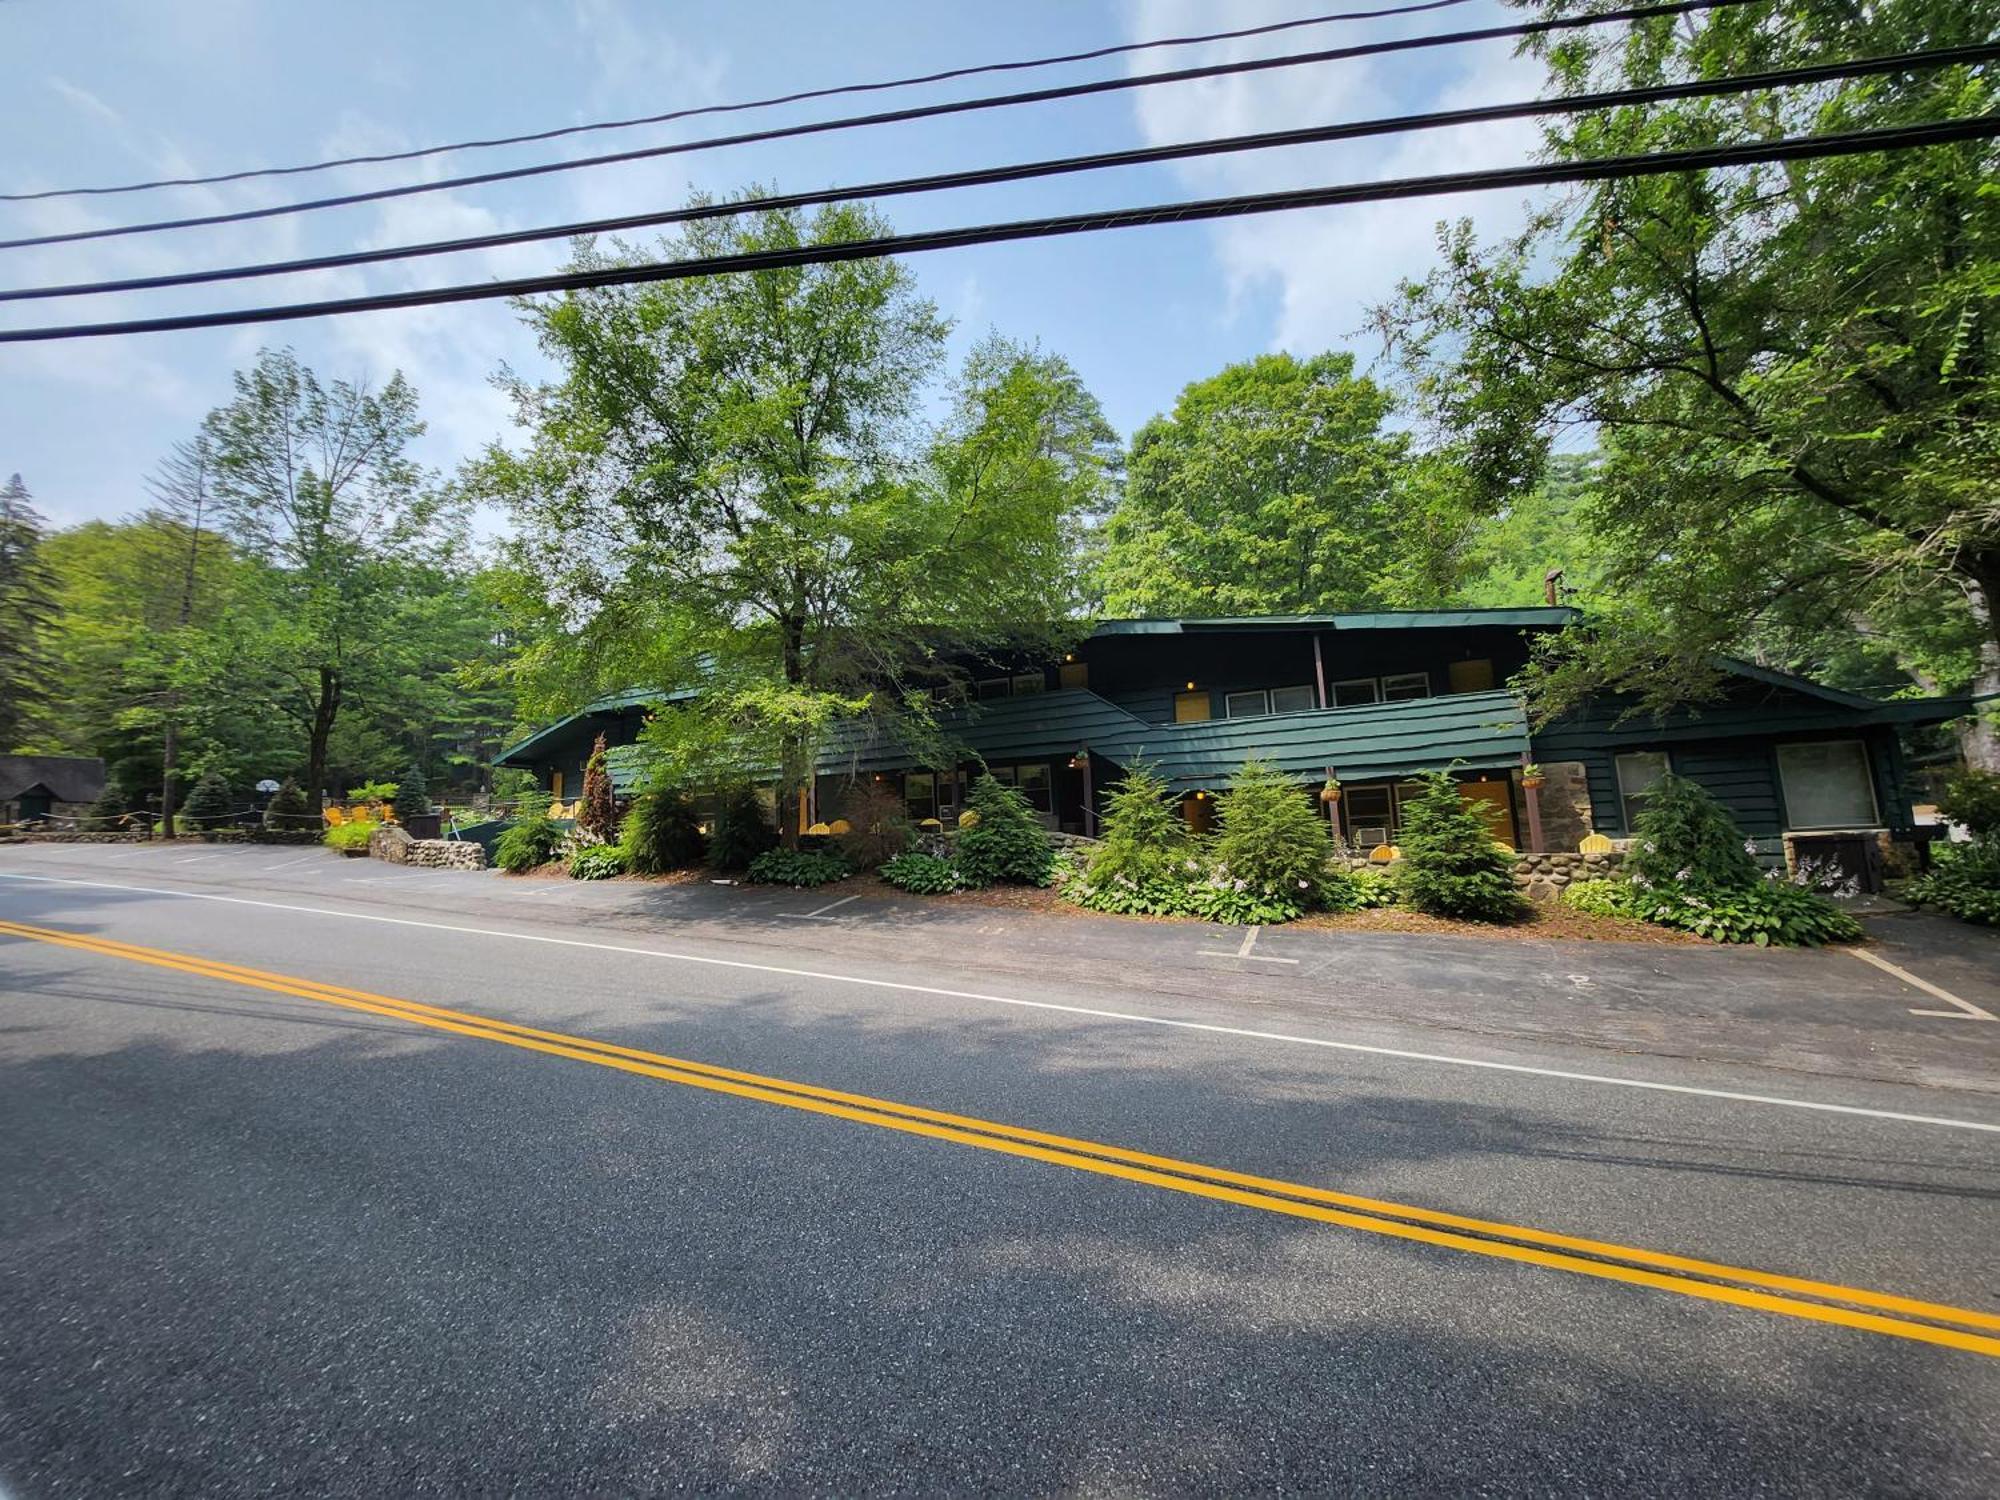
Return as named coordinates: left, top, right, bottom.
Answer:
left=1319, top=778, right=1342, bottom=804
left=1520, top=763, right=1546, bottom=791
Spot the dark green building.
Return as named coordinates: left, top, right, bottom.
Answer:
left=496, top=609, right=1971, bottom=879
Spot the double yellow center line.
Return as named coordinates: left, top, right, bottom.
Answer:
left=5, top=915, right=1996, bottom=1358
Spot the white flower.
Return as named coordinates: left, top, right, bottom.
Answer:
left=1744, top=839, right=1759, bottom=855
left=1297, top=879, right=1309, bottom=890
left=1234, top=878, right=1248, bottom=891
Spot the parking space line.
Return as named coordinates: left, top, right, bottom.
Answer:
left=1198, top=926, right=1299, bottom=965
left=788, top=893, right=862, bottom=921
left=1848, top=947, right=1996, bottom=1022
left=174, top=853, right=220, bottom=865
left=261, top=855, right=317, bottom=872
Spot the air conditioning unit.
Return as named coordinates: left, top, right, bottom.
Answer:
left=1352, top=825, right=1390, bottom=848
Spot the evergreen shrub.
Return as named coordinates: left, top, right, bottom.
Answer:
left=956, top=773, right=1055, bottom=886
left=1395, top=771, right=1524, bottom=922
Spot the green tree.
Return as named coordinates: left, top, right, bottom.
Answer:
left=263, top=776, right=311, bottom=831
left=1086, top=762, right=1192, bottom=887
left=708, top=785, right=778, bottom=872
left=622, top=787, right=705, bottom=873
left=393, top=761, right=430, bottom=822
left=1395, top=771, right=1523, bottom=922
left=1460, top=452, right=1610, bottom=606
left=956, top=771, right=1054, bottom=886
left=576, top=733, right=618, bottom=840
left=481, top=202, right=1115, bottom=835
left=203, top=348, right=465, bottom=805
left=1208, top=759, right=1332, bottom=907
left=0, top=473, right=57, bottom=750
left=1624, top=773, right=1761, bottom=892
left=1094, top=353, right=1472, bottom=616
left=1384, top=0, right=2000, bottom=760
left=181, top=770, right=234, bottom=836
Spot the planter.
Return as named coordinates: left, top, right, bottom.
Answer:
left=1521, top=775, right=1546, bottom=792
left=403, top=811, right=442, bottom=840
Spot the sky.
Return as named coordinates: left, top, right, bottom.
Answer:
left=0, top=0, right=1552, bottom=531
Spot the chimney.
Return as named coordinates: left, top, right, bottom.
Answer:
left=1543, top=567, right=1565, bottom=606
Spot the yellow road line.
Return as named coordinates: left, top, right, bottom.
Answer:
left=5, top=916, right=1997, bottom=1358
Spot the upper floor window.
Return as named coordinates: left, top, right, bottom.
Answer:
left=975, top=678, right=1010, bottom=701
left=1011, top=672, right=1046, bottom=696
left=1332, top=678, right=1379, bottom=708
left=1382, top=672, right=1431, bottom=702
left=1331, top=674, right=1432, bottom=708
left=975, top=672, right=1049, bottom=700
left=1224, top=684, right=1318, bottom=718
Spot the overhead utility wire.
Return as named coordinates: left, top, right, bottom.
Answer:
left=9, top=42, right=1989, bottom=306
left=0, top=0, right=1758, bottom=254
left=4, top=0, right=1481, bottom=202
left=4, top=115, right=1988, bottom=344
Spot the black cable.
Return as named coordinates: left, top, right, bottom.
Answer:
left=10, top=41, right=1989, bottom=305
left=4, top=0, right=1481, bottom=203
left=0, top=0, right=1757, bottom=254
left=4, top=115, right=1988, bottom=344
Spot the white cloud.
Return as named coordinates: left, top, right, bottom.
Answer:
left=1123, top=0, right=1552, bottom=357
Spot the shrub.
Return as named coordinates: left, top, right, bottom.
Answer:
left=709, top=785, right=777, bottom=872
left=85, top=780, right=127, bottom=832
left=263, top=776, right=312, bottom=830
left=182, top=772, right=234, bottom=836
left=323, top=819, right=375, bottom=851
left=622, top=787, right=704, bottom=874
left=878, top=851, right=963, bottom=894
left=1562, top=878, right=1630, bottom=918
left=1903, top=840, right=2000, bottom=926
left=1938, top=769, right=2000, bottom=839
left=1070, top=873, right=1200, bottom=917
left=495, top=792, right=561, bottom=874
left=1624, top=878, right=1861, bottom=946
left=833, top=780, right=914, bottom=868
left=567, top=843, right=629, bottom=880
left=1208, top=759, right=1331, bottom=909
left=1395, top=771, right=1524, bottom=922
left=393, top=763, right=430, bottom=822
left=345, top=779, right=399, bottom=808
left=747, top=848, right=849, bottom=887
left=1186, top=881, right=1302, bottom=926
left=1086, top=763, right=1191, bottom=888
left=1346, top=864, right=1399, bottom=909
left=577, top=733, right=619, bottom=840
left=1624, top=773, right=1760, bottom=891
left=956, top=772, right=1055, bottom=886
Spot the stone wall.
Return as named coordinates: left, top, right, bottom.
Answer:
left=369, top=823, right=486, bottom=870
left=1511, top=849, right=1623, bottom=903
left=1531, top=761, right=1596, bottom=852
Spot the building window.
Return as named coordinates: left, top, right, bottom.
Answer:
left=1615, top=751, right=1670, bottom=831
left=1332, top=678, right=1379, bottom=708
left=550, top=770, right=564, bottom=800
left=1381, top=672, right=1431, bottom=702
left=1777, top=740, right=1878, bottom=829
left=905, top=771, right=937, bottom=821
left=1343, top=785, right=1394, bottom=847
left=975, top=678, right=1010, bottom=701
left=1270, top=684, right=1317, bottom=714
left=1225, top=689, right=1270, bottom=719
left=1010, top=672, right=1046, bottom=697
left=989, top=763, right=1055, bottom=813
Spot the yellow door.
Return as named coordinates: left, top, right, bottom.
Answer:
left=1460, top=780, right=1518, bottom=848
left=1449, top=658, right=1495, bottom=693
left=1059, top=661, right=1089, bottom=690
left=1173, top=690, right=1212, bottom=723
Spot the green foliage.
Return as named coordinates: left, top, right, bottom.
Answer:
left=1070, top=873, right=1200, bottom=918
left=1385, top=1, right=2000, bottom=718
left=1939, top=771, right=2000, bottom=839
left=621, top=788, right=704, bottom=874
left=878, top=851, right=964, bottom=894
left=956, top=772, right=1055, bottom=886
left=832, top=780, right=914, bottom=867
left=1208, top=759, right=1331, bottom=909
left=1094, top=353, right=1471, bottom=614
left=1085, top=763, right=1191, bottom=888
left=182, top=771, right=234, bottom=831
left=1566, top=873, right=1861, bottom=946
left=263, top=777, right=311, bottom=830
left=84, top=780, right=127, bottom=831
left=708, top=785, right=777, bottom=872
left=1185, top=882, right=1303, bottom=927
left=1624, top=774, right=1761, bottom=892
left=393, top=763, right=430, bottom=821
left=1345, top=864, right=1400, bottom=909
left=346, top=780, right=400, bottom=807
left=577, top=732, right=619, bottom=840
left=566, top=843, right=629, bottom=880
left=1561, top=879, right=1630, bottom=919
left=323, top=819, right=375, bottom=850
left=495, top=792, right=561, bottom=874
left=1395, top=771, right=1524, bottom=922
left=1903, top=841, right=2000, bottom=926
left=747, top=848, right=850, bottom=887
left=0, top=473, right=57, bottom=750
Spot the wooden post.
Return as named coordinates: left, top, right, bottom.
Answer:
left=1080, top=751, right=1095, bottom=836
left=1312, top=632, right=1329, bottom=709
left=1523, top=779, right=1546, bottom=854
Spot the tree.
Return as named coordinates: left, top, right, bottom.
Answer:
left=181, top=770, right=234, bottom=835
left=1383, top=0, right=2000, bottom=759
left=393, top=760, right=430, bottom=822
left=0, top=473, right=57, bottom=750
left=85, top=780, right=127, bottom=832
left=1094, top=353, right=1472, bottom=616
left=1395, top=772, right=1522, bottom=922
left=576, top=733, right=617, bottom=839
left=483, top=202, right=1114, bottom=838
left=263, top=777, right=311, bottom=831
left=708, top=785, right=777, bottom=872
left=956, top=772, right=1054, bottom=886
left=1086, top=762, right=1191, bottom=887
left=621, top=786, right=705, bottom=873
left=1209, top=759, right=1332, bottom=908
left=1624, top=774, right=1761, bottom=892
left=203, top=348, right=464, bottom=805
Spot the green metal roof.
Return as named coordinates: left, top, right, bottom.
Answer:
left=1089, top=608, right=1575, bottom=636
left=494, top=686, right=692, bottom=766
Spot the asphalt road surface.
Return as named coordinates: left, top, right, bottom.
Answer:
left=3, top=841, right=1997, bottom=1496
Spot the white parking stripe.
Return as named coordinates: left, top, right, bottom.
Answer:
left=1198, top=925, right=1298, bottom=964
left=788, top=893, right=861, bottom=921
left=173, top=854, right=220, bottom=864
left=261, top=855, right=318, bottom=872
left=2, top=868, right=1995, bottom=1135
left=1848, top=946, right=1996, bottom=1021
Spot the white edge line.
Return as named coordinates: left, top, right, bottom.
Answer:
left=2, top=868, right=1996, bottom=1135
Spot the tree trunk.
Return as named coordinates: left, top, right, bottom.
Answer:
left=1961, top=561, right=2000, bottom=773
left=779, top=614, right=806, bottom=848
left=158, top=709, right=178, bottom=840
left=307, top=666, right=341, bottom=807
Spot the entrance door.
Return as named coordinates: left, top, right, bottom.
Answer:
left=1173, top=689, right=1212, bottom=723
left=1459, top=780, right=1518, bottom=849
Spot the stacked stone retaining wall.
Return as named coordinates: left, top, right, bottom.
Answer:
left=369, top=823, right=487, bottom=870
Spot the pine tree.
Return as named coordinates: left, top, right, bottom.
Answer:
left=1625, top=773, right=1760, bottom=891
left=86, top=780, right=127, bottom=832
left=181, top=770, right=234, bottom=837
left=708, top=785, right=777, bottom=872
left=1396, top=771, right=1523, bottom=922
left=263, top=776, right=311, bottom=831
left=0, top=473, right=57, bottom=750
left=622, top=787, right=705, bottom=873
left=1209, top=759, right=1329, bottom=904
left=957, top=772, right=1055, bottom=886
left=394, top=761, right=431, bottom=822
left=1087, top=762, right=1190, bottom=886
left=577, top=732, right=618, bottom=840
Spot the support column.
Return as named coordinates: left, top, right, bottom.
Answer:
left=1523, top=779, right=1546, bottom=854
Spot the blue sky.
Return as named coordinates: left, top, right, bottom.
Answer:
left=0, top=0, right=1547, bottom=529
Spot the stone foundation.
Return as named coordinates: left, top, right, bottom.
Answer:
left=1340, top=846, right=1622, bottom=902
left=370, top=823, right=487, bottom=870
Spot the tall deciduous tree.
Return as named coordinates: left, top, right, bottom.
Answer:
left=484, top=202, right=1115, bottom=833
left=202, top=349, right=464, bottom=803
left=0, top=473, right=56, bottom=750
left=1093, top=353, right=1472, bottom=617
left=1384, top=0, right=1999, bottom=758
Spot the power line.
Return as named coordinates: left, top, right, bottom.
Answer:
left=4, top=115, right=1988, bottom=344
left=4, top=0, right=1481, bottom=203
left=0, top=0, right=1757, bottom=255
left=10, top=42, right=1989, bottom=306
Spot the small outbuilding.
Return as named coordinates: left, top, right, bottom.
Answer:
left=0, top=755, right=108, bottom=827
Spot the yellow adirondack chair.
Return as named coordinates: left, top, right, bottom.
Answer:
left=1579, top=833, right=1616, bottom=855
left=323, top=806, right=348, bottom=828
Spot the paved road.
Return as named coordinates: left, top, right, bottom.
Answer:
left=3, top=842, right=1997, bottom=1494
